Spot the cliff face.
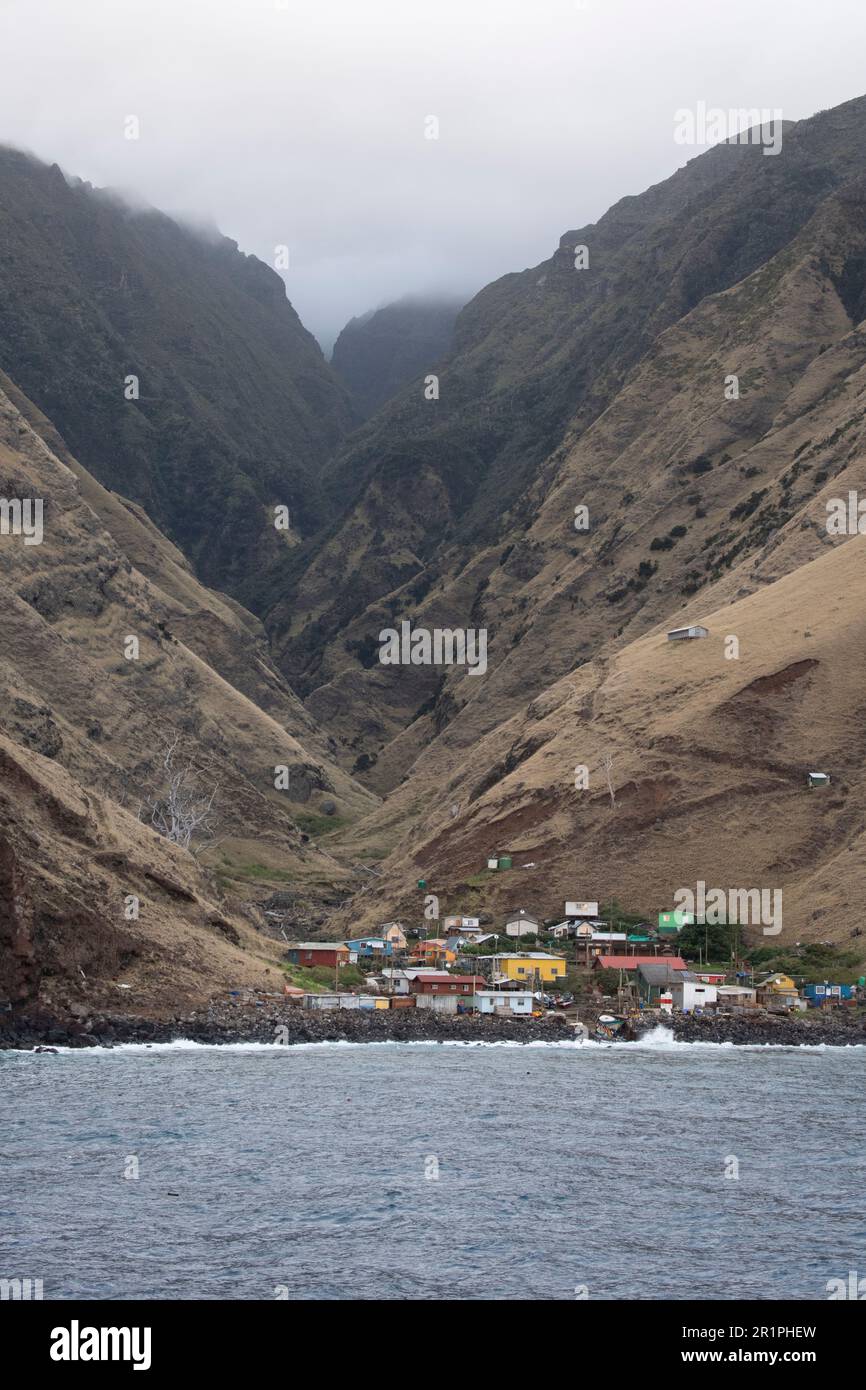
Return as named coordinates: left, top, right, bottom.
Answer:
left=0, top=146, right=356, bottom=598
left=331, top=296, right=463, bottom=420
left=0, top=374, right=375, bottom=1014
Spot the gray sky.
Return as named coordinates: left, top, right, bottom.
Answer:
left=2, top=0, right=866, bottom=350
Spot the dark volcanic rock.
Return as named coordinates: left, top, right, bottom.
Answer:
left=0, top=1000, right=571, bottom=1049
left=667, top=1009, right=866, bottom=1047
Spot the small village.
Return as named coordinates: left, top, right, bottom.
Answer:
left=272, top=895, right=865, bottom=1041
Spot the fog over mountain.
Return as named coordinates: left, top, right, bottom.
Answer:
left=3, top=0, right=866, bottom=346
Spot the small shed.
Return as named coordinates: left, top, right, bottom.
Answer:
left=303, top=993, right=379, bottom=1011
left=670, top=975, right=718, bottom=1013
left=286, top=942, right=350, bottom=970
left=667, top=625, right=709, bottom=641
left=807, top=772, right=830, bottom=789
left=412, top=974, right=484, bottom=1013
left=716, top=985, right=757, bottom=1009
left=637, top=960, right=688, bottom=1003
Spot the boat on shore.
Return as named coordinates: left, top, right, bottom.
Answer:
left=594, top=1013, right=629, bottom=1041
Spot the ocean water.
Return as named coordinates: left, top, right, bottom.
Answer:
left=1, top=1031, right=864, bottom=1301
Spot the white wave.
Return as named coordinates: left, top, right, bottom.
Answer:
left=5, top=1028, right=864, bottom=1057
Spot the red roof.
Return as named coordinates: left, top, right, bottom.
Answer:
left=596, top=955, right=687, bottom=971
left=413, top=973, right=483, bottom=986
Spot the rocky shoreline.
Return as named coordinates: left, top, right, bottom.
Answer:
left=0, top=1002, right=573, bottom=1051
left=2, top=1002, right=865, bottom=1051
left=665, top=1010, right=866, bottom=1047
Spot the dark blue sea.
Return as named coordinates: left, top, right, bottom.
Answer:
left=2, top=1032, right=864, bottom=1300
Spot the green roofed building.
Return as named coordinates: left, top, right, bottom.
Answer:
left=658, top=909, right=694, bottom=934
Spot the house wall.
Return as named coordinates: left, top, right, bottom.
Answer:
left=499, top=957, right=565, bottom=983
left=415, top=993, right=459, bottom=1013
left=673, top=981, right=717, bottom=1012
left=716, top=987, right=757, bottom=1007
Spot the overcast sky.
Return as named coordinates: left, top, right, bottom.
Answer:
left=3, top=0, right=866, bottom=350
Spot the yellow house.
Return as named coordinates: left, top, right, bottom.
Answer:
left=755, top=972, right=802, bottom=1010
left=759, top=973, right=797, bottom=994
left=495, top=952, right=567, bottom=984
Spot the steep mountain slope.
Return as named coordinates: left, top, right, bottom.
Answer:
left=331, top=295, right=463, bottom=420
left=353, top=178, right=866, bottom=784
left=334, top=533, right=866, bottom=946
left=273, top=96, right=866, bottom=785
left=0, top=145, right=355, bottom=594
left=0, top=376, right=376, bottom=1014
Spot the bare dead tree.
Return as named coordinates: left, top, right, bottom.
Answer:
left=141, top=736, right=219, bottom=854
left=600, top=751, right=616, bottom=809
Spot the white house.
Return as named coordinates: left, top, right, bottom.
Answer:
left=671, top=978, right=718, bottom=1013
left=504, top=910, right=540, bottom=938
left=667, top=625, right=708, bottom=641
left=565, top=901, right=599, bottom=920
left=471, top=991, right=534, bottom=1016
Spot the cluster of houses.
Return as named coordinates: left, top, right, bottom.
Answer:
left=280, top=901, right=859, bottom=1018
left=595, top=960, right=858, bottom=1014
left=283, top=913, right=578, bottom=1015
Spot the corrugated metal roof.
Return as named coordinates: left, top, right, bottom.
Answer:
left=638, top=962, right=689, bottom=984
left=288, top=941, right=349, bottom=951
left=596, top=954, right=687, bottom=971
